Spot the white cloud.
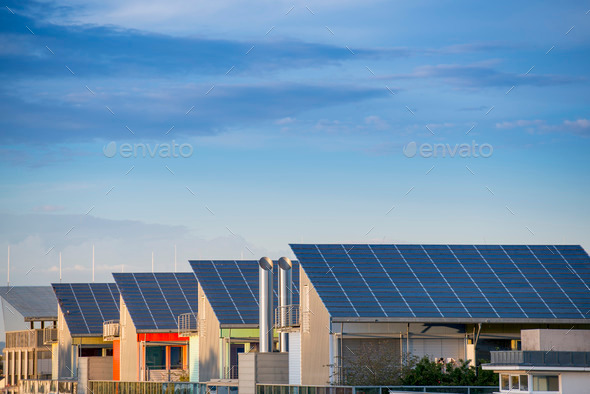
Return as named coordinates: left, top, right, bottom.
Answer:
left=495, top=118, right=590, bottom=136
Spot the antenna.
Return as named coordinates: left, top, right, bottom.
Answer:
left=174, top=245, right=177, bottom=273
left=92, top=244, right=95, bottom=283
left=152, top=251, right=154, bottom=273
left=59, top=252, right=62, bottom=283
left=7, top=244, right=10, bottom=287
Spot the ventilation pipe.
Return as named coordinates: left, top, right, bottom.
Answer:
left=258, top=257, right=274, bottom=352
left=278, top=257, right=292, bottom=352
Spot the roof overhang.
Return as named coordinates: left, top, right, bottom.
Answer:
left=220, top=323, right=258, bottom=329
left=135, top=328, right=196, bottom=334
left=331, top=317, right=590, bottom=325
left=70, top=333, right=104, bottom=338
left=24, top=315, right=58, bottom=322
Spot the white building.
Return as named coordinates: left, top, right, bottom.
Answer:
left=483, top=329, right=590, bottom=394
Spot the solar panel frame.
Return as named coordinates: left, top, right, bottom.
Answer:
left=190, top=260, right=300, bottom=325
left=291, top=244, right=590, bottom=323
left=52, top=283, right=120, bottom=336
left=113, top=273, right=198, bottom=332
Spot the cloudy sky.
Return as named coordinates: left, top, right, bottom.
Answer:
left=0, top=0, right=589, bottom=286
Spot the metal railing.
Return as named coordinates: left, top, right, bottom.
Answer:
left=178, top=313, right=198, bottom=337
left=89, top=381, right=203, bottom=394
left=490, top=350, right=590, bottom=367
left=18, top=379, right=77, bottom=394
left=103, top=319, right=120, bottom=340
left=43, top=325, right=58, bottom=344
left=257, top=385, right=497, bottom=394
left=223, top=365, right=239, bottom=380
left=274, top=304, right=300, bottom=331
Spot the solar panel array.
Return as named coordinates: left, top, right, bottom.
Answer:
left=52, top=283, right=120, bottom=335
left=190, top=260, right=299, bottom=325
left=290, top=244, right=590, bottom=321
left=112, top=273, right=198, bottom=331
left=0, top=286, right=58, bottom=320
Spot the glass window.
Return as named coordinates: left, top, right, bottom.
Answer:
left=170, top=346, right=183, bottom=369
left=533, top=375, right=559, bottom=391
left=501, top=374, right=509, bottom=391
left=511, top=375, right=519, bottom=390
left=520, top=375, right=528, bottom=391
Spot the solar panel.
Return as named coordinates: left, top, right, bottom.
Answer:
left=0, top=286, right=58, bottom=321
left=189, top=260, right=300, bottom=325
left=112, top=273, right=198, bottom=331
left=52, top=283, right=120, bottom=336
left=290, top=244, right=590, bottom=322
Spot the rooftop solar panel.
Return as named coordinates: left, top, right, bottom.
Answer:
left=189, top=260, right=300, bottom=325
left=0, top=286, right=58, bottom=321
left=112, top=273, right=198, bottom=332
left=290, top=244, right=590, bottom=322
left=52, top=283, right=120, bottom=336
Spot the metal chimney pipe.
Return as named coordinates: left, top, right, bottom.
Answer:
left=258, top=257, right=274, bottom=352
left=278, top=257, right=292, bottom=352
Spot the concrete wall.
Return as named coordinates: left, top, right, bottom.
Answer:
left=238, top=353, right=288, bottom=394
left=119, top=298, right=139, bottom=381
left=522, top=329, right=590, bottom=352
left=77, top=356, right=113, bottom=393
left=300, top=268, right=332, bottom=386
left=198, top=284, right=221, bottom=382
left=560, top=372, right=590, bottom=394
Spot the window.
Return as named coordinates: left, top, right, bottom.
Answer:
left=500, top=374, right=529, bottom=392
left=533, top=375, right=559, bottom=392
left=501, top=374, right=509, bottom=391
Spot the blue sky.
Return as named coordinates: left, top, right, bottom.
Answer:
left=0, top=0, right=589, bottom=286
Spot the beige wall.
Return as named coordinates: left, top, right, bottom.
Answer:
left=119, top=298, right=139, bottom=381
left=198, top=283, right=221, bottom=382
left=300, top=267, right=332, bottom=385
left=57, top=308, right=74, bottom=379
left=522, top=329, right=590, bottom=352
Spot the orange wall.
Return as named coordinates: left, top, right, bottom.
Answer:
left=113, top=340, right=120, bottom=381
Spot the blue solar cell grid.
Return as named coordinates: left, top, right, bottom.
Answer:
left=290, top=244, right=590, bottom=321
left=52, top=283, right=120, bottom=335
left=112, top=273, right=198, bottom=331
left=190, top=260, right=300, bottom=325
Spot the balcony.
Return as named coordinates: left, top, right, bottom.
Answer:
left=43, top=325, right=58, bottom=344
left=178, top=313, right=198, bottom=337
left=489, top=350, right=590, bottom=368
left=103, top=320, right=120, bottom=341
left=274, top=305, right=300, bottom=332
left=5, top=329, right=44, bottom=349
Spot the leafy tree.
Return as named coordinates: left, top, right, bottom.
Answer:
left=340, top=341, right=418, bottom=386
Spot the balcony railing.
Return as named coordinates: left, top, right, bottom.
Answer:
left=43, top=325, right=58, bottom=344
left=103, top=320, right=120, bottom=341
left=490, top=350, right=590, bottom=367
left=5, top=329, right=44, bottom=348
left=178, top=313, right=198, bottom=337
left=274, top=304, right=300, bottom=332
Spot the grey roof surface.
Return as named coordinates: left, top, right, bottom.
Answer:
left=0, top=286, right=58, bottom=321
